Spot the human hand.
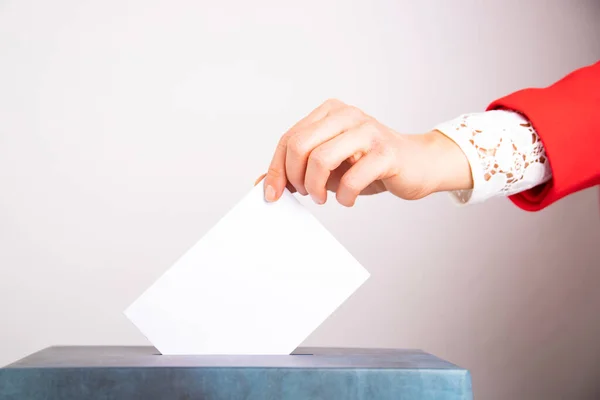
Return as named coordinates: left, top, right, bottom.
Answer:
left=258, top=99, right=472, bottom=206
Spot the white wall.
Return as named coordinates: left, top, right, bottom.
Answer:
left=1, top=0, right=599, bottom=398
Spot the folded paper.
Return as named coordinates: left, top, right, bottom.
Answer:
left=125, top=182, right=370, bottom=355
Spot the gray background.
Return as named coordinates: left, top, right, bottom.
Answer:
left=1, top=0, right=599, bottom=398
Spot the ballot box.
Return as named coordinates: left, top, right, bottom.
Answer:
left=0, top=346, right=472, bottom=399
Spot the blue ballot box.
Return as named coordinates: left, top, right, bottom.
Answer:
left=0, top=346, right=472, bottom=399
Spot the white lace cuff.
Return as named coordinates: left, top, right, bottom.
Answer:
left=434, top=110, right=552, bottom=204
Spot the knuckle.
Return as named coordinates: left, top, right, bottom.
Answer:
left=340, top=175, right=360, bottom=195
left=363, top=118, right=377, bottom=128
left=362, top=123, right=380, bottom=144
left=276, top=133, right=292, bottom=151
left=362, top=119, right=380, bottom=135
left=267, top=166, right=282, bottom=179
left=344, top=105, right=365, bottom=120
left=287, top=134, right=309, bottom=156
left=309, top=149, right=329, bottom=169
left=323, top=98, right=343, bottom=108
left=275, top=140, right=287, bottom=154
left=372, top=142, right=388, bottom=155
left=375, top=144, right=396, bottom=162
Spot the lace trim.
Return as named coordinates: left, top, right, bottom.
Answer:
left=435, top=110, right=553, bottom=204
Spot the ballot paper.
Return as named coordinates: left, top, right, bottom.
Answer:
left=124, top=182, right=370, bottom=355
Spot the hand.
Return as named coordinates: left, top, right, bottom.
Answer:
left=259, top=99, right=472, bottom=206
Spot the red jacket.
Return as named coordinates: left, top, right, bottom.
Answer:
left=488, top=61, right=600, bottom=211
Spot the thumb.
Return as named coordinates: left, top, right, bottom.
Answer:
left=254, top=173, right=267, bottom=186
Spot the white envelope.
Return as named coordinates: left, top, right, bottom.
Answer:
left=124, top=182, right=370, bottom=355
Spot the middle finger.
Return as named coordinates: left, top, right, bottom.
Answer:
left=285, top=107, right=368, bottom=195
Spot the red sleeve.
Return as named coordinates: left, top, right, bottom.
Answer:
left=487, top=61, right=600, bottom=211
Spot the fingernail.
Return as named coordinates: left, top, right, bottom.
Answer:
left=264, top=185, right=276, bottom=202
left=311, top=194, right=324, bottom=205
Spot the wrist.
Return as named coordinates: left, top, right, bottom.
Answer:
left=422, top=130, right=473, bottom=193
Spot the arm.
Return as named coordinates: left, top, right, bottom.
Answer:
left=434, top=61, right=599, bottom=211
left=434, top=110, right=552, bottom=205
left=489, top=61, right=600, bottom=211
left=260, top=63, right=599, bottom=209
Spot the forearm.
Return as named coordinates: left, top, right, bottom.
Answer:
left=420, top=130, right=473, bottom=194
left=488, top=61, right=600, bottom=210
